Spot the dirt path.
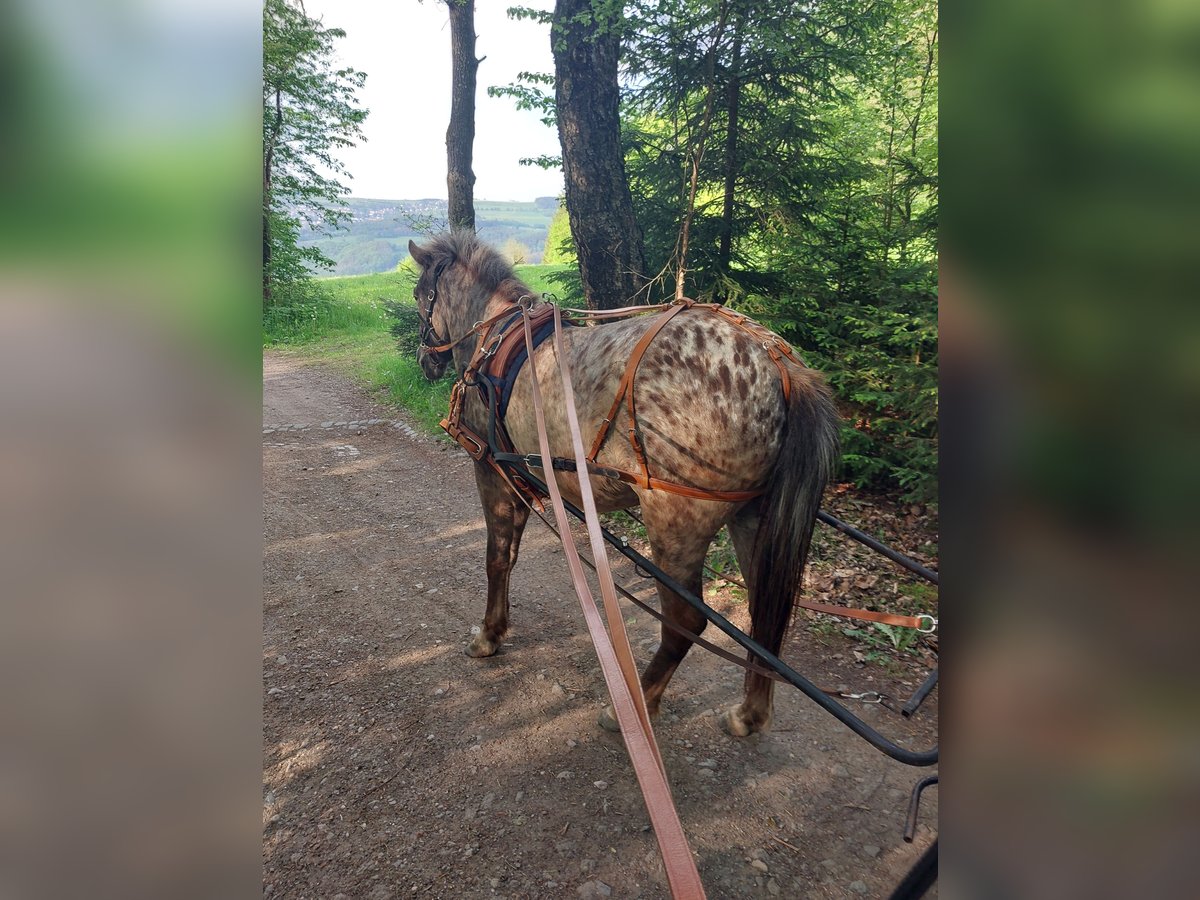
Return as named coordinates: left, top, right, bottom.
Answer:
left=263, top=351, right=937, bottom=899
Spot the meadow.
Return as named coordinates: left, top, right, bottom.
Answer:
left=263, top=263, right=574, bottom=433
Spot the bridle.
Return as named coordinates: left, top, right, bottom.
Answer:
left=417, top=259, right=456, bottom=364
left=418, top=258, right=531, bottom=368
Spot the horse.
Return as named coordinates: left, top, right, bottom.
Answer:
left=407, top=232, right=839, bottom=736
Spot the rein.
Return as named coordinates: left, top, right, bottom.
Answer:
left=519, top=305, right=707, bottom=899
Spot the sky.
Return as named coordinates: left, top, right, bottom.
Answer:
left=304, top=1, right=565, bottom=203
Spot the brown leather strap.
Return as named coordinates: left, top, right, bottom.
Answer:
left=423, top=301, right=522, bottom=355
left=616, top=470, right=762, bottom=502
left=523, top=308, right=706, bottom=899
left=563, top=301, right=673, bottom=318
left=588, top=302, right=692, bottom=462
left=793, top=599, right=930, bottom=631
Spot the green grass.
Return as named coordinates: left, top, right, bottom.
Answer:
left=263, top=264, right=577, bottom=434
left=510, top=264, right=574, bottom=298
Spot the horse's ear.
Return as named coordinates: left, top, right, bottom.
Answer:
left=408, top=239, right=432, bottom=270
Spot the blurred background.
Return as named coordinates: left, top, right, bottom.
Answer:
left=943, top=1, right=1200, bottom=896
left=0, top=1, right=260, bottom=898
left=0, top=0, right=1197, bottom=897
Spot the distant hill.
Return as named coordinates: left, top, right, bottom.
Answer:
left=298, top=197, right=559, bottom=276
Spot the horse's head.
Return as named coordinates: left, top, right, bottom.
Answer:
left=408, top=238, right=455, bottom=381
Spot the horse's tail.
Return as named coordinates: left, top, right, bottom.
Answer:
left=745, top=366, right=840, bottom=659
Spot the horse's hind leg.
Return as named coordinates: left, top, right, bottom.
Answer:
left=466, top=464, right=530, bottom=658
left=723, top=510, right=779, bottom=735
left=598, top=498, right=727, bottom=731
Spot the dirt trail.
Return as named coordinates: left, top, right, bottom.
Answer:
left=263, top=351, right=937, bottom=899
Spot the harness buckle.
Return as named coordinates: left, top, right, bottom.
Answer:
left=916, top=615, right=938, bottom=634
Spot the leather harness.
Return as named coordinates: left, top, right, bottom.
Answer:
left=441, top=297, right=809, bottom=507
left=432, top=296, right=936, bottom=633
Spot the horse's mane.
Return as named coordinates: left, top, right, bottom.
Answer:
left=426, top=231, right=528, bottom=303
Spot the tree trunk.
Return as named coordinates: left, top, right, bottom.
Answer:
left=446, top=0, right=477, bottom=232
left=718, top=20, right=743, bottom=275
left=552, top=0, right=646, bottom=309
left=263, top=87, right=282, bottom=308
left=262, top=211, right=271, bottom=308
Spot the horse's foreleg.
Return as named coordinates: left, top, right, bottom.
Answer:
left=466, top=465, right=529, bottom=658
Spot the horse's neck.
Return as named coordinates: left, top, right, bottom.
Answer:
left=475, top=279, right=535, bottom=325
left=445, top=274, right=534, bottom=348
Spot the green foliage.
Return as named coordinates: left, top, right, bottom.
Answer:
left=487, top=71, right=557, bottom=127
left=842, top=623, right=922, bottom=657
left=384, top=299, right=422, bottom=356
left=616, top=0, right=938, bottom=501
left=488, top=67, right=561, bottom=168
left=766, top=0, right=939, bottom=502
left=263, top=0, right=368, bottom=308
left=542, top=202, right=577, bottom=266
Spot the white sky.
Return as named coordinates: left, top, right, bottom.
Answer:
left=304, top=0, right=565, bottom=202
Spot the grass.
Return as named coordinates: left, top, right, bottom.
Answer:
left=262, top=264, right=576, bottom=434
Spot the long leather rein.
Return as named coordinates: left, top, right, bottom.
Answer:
left=520, top=305, right=707, bottom=899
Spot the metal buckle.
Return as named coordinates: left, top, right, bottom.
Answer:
left=917, top=615, right=938, bottom=634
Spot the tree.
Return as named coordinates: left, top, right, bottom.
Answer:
left=762, top=0, right=939, bottom=500
left=445, top=0, right=478, bottom=232
left=501, top=237, right=530, bottom=265
left=262, top=0, right=367, bottom=308
left=551, top=0, right=647, bottom=309
left=620, top=0, right=880, bottom=299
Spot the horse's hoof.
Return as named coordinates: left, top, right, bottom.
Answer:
left=598, top=704, right=662, bottom=732
left=465, top=633, right=499, bottom=658
left=597, top=705, right=621, bottom=733
left=720, top=704, right=768, bottom=737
